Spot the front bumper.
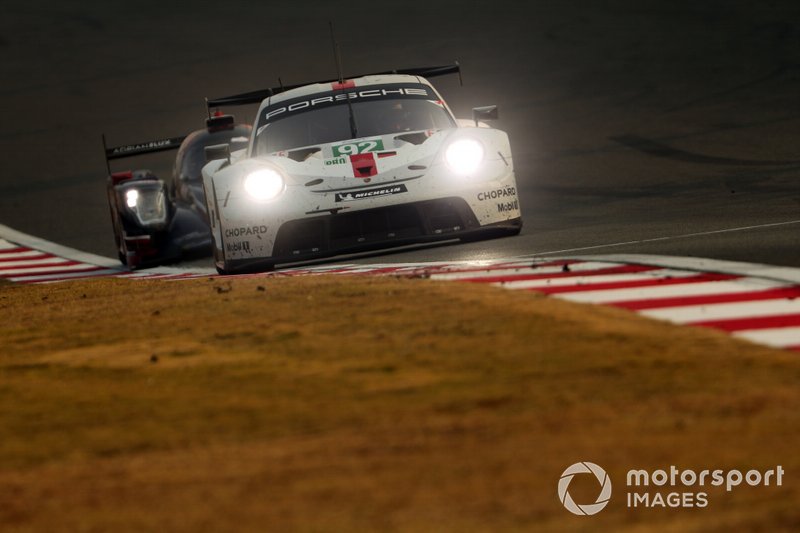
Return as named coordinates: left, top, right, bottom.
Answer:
left=210, top=141, right=522, bottom=272
left=220, top=197, right=521, bottom=273
left=120, top=206, right=214, bottom=269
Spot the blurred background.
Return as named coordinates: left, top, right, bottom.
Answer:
left=1, top=0, right=798, bottom=264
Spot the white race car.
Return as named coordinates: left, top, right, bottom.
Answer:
left=202, top=65, right=521, bottom=273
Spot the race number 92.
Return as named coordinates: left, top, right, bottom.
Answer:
left=332, top=139, right=384, bottom=157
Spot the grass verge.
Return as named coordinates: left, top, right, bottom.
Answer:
left=0, top=275, right=798, bottom=531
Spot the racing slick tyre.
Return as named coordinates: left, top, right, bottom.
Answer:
left=460, top=221, right=522, bottom=243
left=216, top=262, right=275, bottom=275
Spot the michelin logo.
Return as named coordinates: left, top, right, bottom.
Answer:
left=335, top=184, right=408, bottom=202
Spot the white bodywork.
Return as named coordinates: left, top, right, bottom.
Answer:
left=202, top=74, right=521, bottom=271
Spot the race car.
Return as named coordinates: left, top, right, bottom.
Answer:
left=202, top=64, right=522, bottom=274
left=103, top=114, right=251, bottom=268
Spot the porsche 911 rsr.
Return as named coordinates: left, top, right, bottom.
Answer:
left=202, top=65, right=521, bottom=273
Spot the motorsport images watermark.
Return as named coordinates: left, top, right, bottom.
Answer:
left=558, top=462, right=612, bottom=515
left=558, top=462, right=784, bottom=515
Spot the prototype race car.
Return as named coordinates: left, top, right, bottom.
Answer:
left=103, top=114, right=251, bottom=268
left=202, top=64, right=522, bottom=274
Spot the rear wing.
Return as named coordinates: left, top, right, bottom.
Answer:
left=207, top=63, right=462, bottom=108
left=101, top=134, right=185, bottom=175
left=102, top=134, right=186, bottom=161
left=101, top=114, right=241, bottom=175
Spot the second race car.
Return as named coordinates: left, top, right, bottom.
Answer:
left=103, top=114, right=251, bottom=268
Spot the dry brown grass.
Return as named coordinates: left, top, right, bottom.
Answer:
left=0, top=275, right=798, bottom=532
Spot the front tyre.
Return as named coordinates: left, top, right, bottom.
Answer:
left=460, top=221, right=522, bottom=243
left=215, top=262, right=275, bottom=275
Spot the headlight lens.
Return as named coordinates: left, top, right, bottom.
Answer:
left=120, top=183, right=168, bottom=230
left=244, top=168, right=285, bottom=201
left=125, top=189, right=139, bottom=208
left=445, top=138, right=484, bottom=175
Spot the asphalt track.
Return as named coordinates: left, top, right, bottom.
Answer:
left=1, top=1, right=798, bottom=268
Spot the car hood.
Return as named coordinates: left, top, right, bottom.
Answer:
left=257, top=129, right=451, bottom=192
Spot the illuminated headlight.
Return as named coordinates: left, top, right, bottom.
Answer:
left=445, top=138, right=484, bottom=175
left=120, top=183, right=168, bottom=230
left=244, top=168, right=285, bottom=201
left=125, top=189, right=139, bottom=208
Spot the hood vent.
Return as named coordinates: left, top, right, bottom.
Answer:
left=287, top=147, right=321, bottom=162
left=395, top=132, right=428, bottom=145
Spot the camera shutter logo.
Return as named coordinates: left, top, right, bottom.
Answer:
left=558, top=462, right=612, bottom=516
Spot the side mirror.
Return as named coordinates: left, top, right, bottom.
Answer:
left=206, top=114, right=235, bottom=131
left=472, top=105, right=499, bottom=126
left=205, top=143, right=230, bottom=164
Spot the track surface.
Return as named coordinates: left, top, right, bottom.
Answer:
left=1, top=2, right=799, bottom=268
left=3, top=228, right=800, bottom=352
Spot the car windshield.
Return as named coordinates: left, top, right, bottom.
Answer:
left=255, top=95, right=455, bottom=155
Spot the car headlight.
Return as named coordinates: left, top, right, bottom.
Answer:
left=445, top=138, right=484, bottom=175
left=244, top=168, right=285, bottom=201
left=119, top=182, right=169, bottom=230
left=125, top=189, right=139, bottom=208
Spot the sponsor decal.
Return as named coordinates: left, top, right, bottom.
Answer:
left=224, top=225, right=268, bottom=238
left=332, top=139, right=385, bottom=157
left=477, top=186, right=517, bottom=202
left=497, top=199, right=519, bottom=213
left=111, top=138, right=178, bottom=155
left=324, top=156, right=348, bottom=166
left=225, top=241, right=251, bottom=254
left=335, top=184, right=408, bottom=202
left=260, top=83, right=432, bottom=124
